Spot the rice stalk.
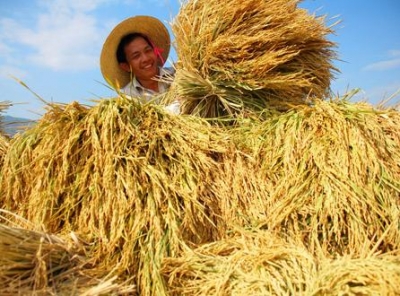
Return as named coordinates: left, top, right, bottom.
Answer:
left=0, top=132, right=9, bottom=168
left=229, top=94, right=400, bottom=255
left=0, top=213, right=136, bottom=295
left=205, top=148, right=271, bottom=235
left=171, top=0, right=338, bottom=117
left=0, top=95, right=232, bottom=295
left=162, top=228, right=317, bottom=296
left=307, top=252, right=400, bottom=295
left=0, top=219, right=81, bottom=294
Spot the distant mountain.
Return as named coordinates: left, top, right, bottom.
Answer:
left=0, top=115, right=36, bottom=137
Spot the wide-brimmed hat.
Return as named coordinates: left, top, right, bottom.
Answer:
left=100, top=15, right=170, bottom=88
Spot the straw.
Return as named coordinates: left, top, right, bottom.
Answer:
left=170, top=0, right=338, bottom=117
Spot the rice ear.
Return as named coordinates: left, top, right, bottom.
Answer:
left=0, top=218, right=136, bottom=294
left=162, top=228, right=317, bottom=295
left=230, top=95, right=400, bottom=255
left=171, top=0, right=338, bottom=117
left=308, top=253, right=400, bottom=295
left=0, top=96, right=232, bottom=295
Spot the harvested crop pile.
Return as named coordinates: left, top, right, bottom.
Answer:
left=229, top=96, right=400, bottom=256
left=2, top=95, right=399, bottom=295
left=0, top=215, right=136, bottom=295
left=170, top=0, right=337, bottom=117
left=308, top=253, right=400, bottom=295
left=1, top=0, right=399, bottom=294
left=162, top=229, right=400, bottom=295
left=0, top=96, right=239, bottom=295
left=162, top=229, right=316, bottom=295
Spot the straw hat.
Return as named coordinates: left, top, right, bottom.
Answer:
left=100, top=15, right=171, bottom=88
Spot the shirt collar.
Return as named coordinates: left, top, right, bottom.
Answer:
left=131, top=67, right=173, bottom=94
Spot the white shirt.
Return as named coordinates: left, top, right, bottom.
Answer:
left=120, top=67, right=180, bottom=114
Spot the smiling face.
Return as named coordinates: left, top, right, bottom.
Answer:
left=119, top=36, right=159, bottom=83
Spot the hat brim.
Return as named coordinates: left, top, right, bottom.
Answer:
left=100, top=15, right=170, bottom=88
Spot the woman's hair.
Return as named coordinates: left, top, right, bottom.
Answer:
left=116, top=33, right=153, bottom=63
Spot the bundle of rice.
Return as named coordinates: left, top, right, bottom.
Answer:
left=170, top=0, right=337, bottom=117
left=162, top=228, right=400, bottom=295
left=230, top=96, right=400, bottom=256
left=162, top=228, right=316, bottom=295
left=0, top=96, right=234, bottom=295
left=0, top=215, right=135, bottom=295
left=308, top=253, right=400, bottom=295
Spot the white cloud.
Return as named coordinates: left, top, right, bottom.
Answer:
left=0, top=0, right=113, bottom=71
left=0, top=20, right=25, bottom=66
left=0, top=65, right=28, bottom=80
left=38, top=0, right=112, bottom=14
left=0, top=18, right=20, bottom=42
left=23, top=14, right=101, bottom=70
left=122, top=0, right=169, bottom=8
left=363, top=59, right=400, bottom=72
left=0, top=0, right=174, bottom=72
left=0, top=40, right=12, bottom=56
left=363, top=49, right=400, bottom=72
left=388, top=49, right=400, bottom=57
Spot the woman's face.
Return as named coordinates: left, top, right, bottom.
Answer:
left=120, top=36, right=158, bottom=82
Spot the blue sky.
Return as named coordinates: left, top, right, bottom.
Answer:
left=0, top=0, right=399, bottom=119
